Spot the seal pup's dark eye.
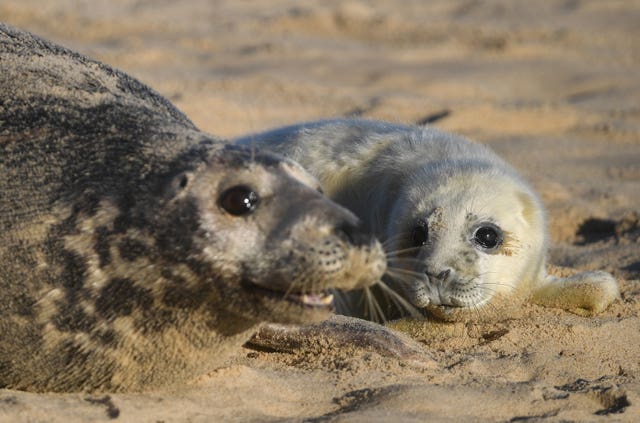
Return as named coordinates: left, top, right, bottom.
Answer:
left=473, top=224, right=503, bottom=250
left=218, top=185, right=259, bottom=216
left=411, top=220, right=429, bottom=247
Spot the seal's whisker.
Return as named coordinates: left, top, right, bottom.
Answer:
left=371, top=297, right=387, bottom=323
left=331, top=289, right=350, bottom=314
left=282, top=276, right=301, bottom=300
left=476, top=299, right=498, bottom=320
left=361, top=287, right=371, bottom=320
left=473, top=304, right=486, bottom=321
left=473, top=272, right=518, bottom=292
left=387, top=257, right=425, bottom=275
left=387, top=256, right=425, bottom=267
left=381, top=231, right=411, bottom=249
left=383, top=272, right=413, bottom=289
left=386, top=266, right=425, bottom=280
left=361, top=287, right=386, bottom=323
left=385, top=245, right=424, bottom=257
left=375, top=280, right=422, bottom=319
left=384, top=270, right=421, bottom=288
left=479, top=281, right=518, bottom=293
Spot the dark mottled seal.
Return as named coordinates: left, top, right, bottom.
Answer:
left=0, top=25, right=386, bottom=392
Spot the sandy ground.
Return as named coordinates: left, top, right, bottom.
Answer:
left=1, top=0, right=639, bottom=421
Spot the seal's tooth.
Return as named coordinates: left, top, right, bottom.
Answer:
left=301, top=293, right=334, bottom=306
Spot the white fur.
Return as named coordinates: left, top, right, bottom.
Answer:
left=236, top=119, right=620, bottom=318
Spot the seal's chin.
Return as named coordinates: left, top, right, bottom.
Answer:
left=424, top=304, right=470, bottom=321
left=232, top=278, right=337, bottom=324
left=424, top=295, right=493, bottom=322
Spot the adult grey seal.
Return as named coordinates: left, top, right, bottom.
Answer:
left=236, top=119, right=620, bottom=321
left=0, top=25, right=387, bottom=392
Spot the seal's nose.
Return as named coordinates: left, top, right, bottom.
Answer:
left=336, top=221, right=373, bottom=247
left=437, top=269, right=451, bottom=281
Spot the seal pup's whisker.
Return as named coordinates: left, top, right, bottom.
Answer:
left=473, top=273, right=519, bottom=295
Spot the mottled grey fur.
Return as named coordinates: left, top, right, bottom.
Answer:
left=0, top=25, right=385, bottom=392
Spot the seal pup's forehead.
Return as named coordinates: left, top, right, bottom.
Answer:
left=407, top=171, right=543, bottom=229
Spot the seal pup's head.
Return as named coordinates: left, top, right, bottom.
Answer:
left=386, top=158, right=546, bottom=320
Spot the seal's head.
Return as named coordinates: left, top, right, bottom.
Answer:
left=150, top=145, right=386, bottom=325
left=386, top=162, right=546, bottom=320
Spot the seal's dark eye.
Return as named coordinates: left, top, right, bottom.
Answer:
left=218, top=185, right=259, bottom=216
left=411, top=221, right=429, bottom=247
left=473, top=224, right=502, bottom=250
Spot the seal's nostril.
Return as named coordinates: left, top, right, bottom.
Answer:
left=437, top=269, right=451, bottom=280
left=336, top=222, right=356, bottom=244
left=336, top=221, right=371, bottom=246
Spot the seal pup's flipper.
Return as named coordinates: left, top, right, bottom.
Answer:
left=532, top=269, right=620, bottom=316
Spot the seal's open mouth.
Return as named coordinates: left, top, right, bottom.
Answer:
left=242, top=279, right=334, bottom=309
left=286, top=292, right=334, bottom=308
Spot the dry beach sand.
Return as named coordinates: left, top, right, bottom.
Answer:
left=1, top=0, right=639, bottom=421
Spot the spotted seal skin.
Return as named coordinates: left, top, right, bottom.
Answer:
left=0, top=25, right=386, bottom=392
left=236, top=119, right=620, bottom=321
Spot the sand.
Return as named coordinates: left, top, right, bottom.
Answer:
left=1, top=0, right=638, bottom=421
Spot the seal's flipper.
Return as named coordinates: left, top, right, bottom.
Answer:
left=247, top=315, right=436, bottom=368
left=532, top=271, right=619, bottom=315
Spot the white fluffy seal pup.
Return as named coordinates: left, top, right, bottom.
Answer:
left=236, top=119, right=620, bottom=321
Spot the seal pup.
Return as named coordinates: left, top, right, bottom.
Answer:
left=0, top=25, right=389, bottom=392
left=236, top=119, right=620, bottom=321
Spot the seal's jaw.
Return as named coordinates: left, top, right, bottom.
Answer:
left=236, top=278, right=337, bottom=324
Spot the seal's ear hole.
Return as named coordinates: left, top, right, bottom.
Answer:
left=178, top=174, right=189, bottom=189
left=166, top=172, right=192, bottom=198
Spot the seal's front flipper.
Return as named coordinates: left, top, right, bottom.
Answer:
left=532, top=270, right=620, bottom=315
left=247, top=314, right=436, bottom=368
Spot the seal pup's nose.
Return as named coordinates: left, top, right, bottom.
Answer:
left=437, top=269, right=451, bottom=281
